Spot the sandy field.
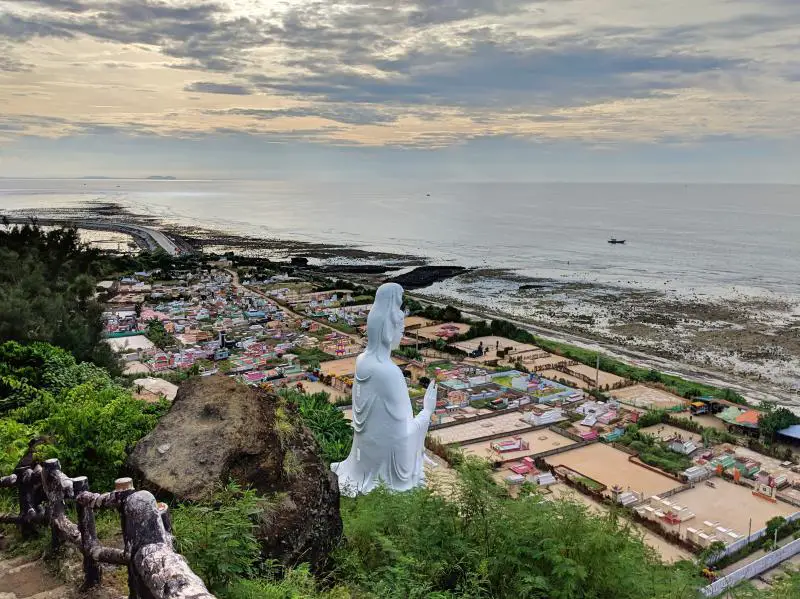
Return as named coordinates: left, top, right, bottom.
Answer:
left=540, top=369, right=588, bottom=389
left=432, top=412, right=530, bottom=445
left=673, top=413, right=729, bottom=431
left=301, top=380, right=350, bottom=402
left=566, top=363, right=626, bottom=388
left=546, top=484, right=693, bottom=563
left=665, top=479, right=797, bottom=537
left=320, top=356, right=405, bottom=377
left=641, top=424, right=703, bottom=445
left=452, top=336, right=540, bottom=363
left=404, top=316, right=435, bottom=330
left=107, top=334, right=156, bottom=352
left=415, top=322, right=471, bottom=341
left=549, top=444, right=678, bottom=497
left=462, top=429, right=575, bottom=461
left=611, top=385, right=687, bottom=410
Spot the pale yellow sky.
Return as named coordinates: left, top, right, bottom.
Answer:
left=1, top=0, right=799, bottom=178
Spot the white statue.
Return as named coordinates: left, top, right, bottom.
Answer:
left=331, top=282, right=437, bottom=497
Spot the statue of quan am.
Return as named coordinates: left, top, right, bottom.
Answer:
left=331, top=282, right=437, bottom=497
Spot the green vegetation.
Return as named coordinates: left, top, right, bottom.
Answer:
left=759, top=404, right=800, bottom=443
left=0, top=222, right=119, bottom=373
left=145, top=317, right=176, bottom=349
left=294, top=347, right=335, bottom=369
left=394, top=346, right=422, bottom=360
left=279, top=389, right=352, bottom=464
left=0, top=341, right=168, bottom=489
left=617, top=426, right=693, bottom=476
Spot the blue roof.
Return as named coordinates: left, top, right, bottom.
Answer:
left=778, top=425, right=800, bottom=440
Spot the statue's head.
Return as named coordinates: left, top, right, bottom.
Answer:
left=365, top=282, right=404, bottom=358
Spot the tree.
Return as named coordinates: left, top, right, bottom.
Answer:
left=759, top=408, right=799, bottom=443
left=0, top=222, right=119, bottom=373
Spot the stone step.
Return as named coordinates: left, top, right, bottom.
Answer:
left=0, top=558, right=64, bottom=599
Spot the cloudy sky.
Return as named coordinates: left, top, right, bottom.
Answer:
left=1, top=0, right=799, bottom=180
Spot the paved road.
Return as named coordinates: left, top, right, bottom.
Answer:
left=3, top=216, right=181, bottom=256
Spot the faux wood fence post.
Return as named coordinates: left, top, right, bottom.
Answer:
left=122, top=490, right=214, bottom=599
left=42, top=459, right=66, bottom=552
left=14, top=466, right=37, bottom=538
left=71, top=476, right=102, bottom=589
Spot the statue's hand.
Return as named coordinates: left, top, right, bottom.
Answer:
left=423, top=381, right=438, bottom=413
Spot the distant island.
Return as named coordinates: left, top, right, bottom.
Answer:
left=79, top=175, right=177, bottom=180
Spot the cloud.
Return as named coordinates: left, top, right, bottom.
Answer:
left=251, top=30, right=741, bottom=108
left=1, top=0, right=272, bottom=72
left=184, top=81, right=254, bottom=95
left=216, top=106, right=398, bottom=125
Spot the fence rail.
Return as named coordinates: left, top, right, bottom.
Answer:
left=0, top=459, right=215, bottom=599
left=701, top=536, right=800, bottom=597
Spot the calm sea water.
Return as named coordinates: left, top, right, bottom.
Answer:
left=2, top=179, right=799, bottom=297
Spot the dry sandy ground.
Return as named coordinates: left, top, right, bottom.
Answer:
left=453, top=335, right=540, bottom=361
left=404, top=316, right=435, bottom=329
left=565, top=363, right=626, bottom=387
left=541, top=369, right=589, bottom=389
left=663, top=479, right=797, bottom=538
left=674, top=413, right=729, bottom=431
left=546, top=484, right=693, bottom=563
left=611, top=384, right=687, bottom=409
left=320, top=356, right=405, bottom=377
left=462, top=429, right=575, bottom=461
left=415, top=322, right=471, bottom=341
left=641, top=424, right=704, bottom=445
left=432, top=412, right=531, bottom=445
left=548, top=444, right=679, bottom=497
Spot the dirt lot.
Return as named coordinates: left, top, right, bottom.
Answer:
left=665, top=479, right=797, bottom=537
left=541, top=369, right=589, bottom=389
left=415, top=322, right=471, bottom=341
left=320, top=356, right=405, bottom=377
left=566, top=363, right=626, bottom=388
left=462, top=429, right=575, bottom=461
left=611, top=385, right=687, bottom=410
left=432, top=412, right=530, bottom=445
left=404, top=315, right=436, bottom=330
left=672, top=413, right=729, bottom=431
left=548, top=444, right=678, bottom=497
left=641, top=424, right=703, bottom=445
left=545, top=484, right=693, bottom=563
left=453, top=336, right=540, bottom=364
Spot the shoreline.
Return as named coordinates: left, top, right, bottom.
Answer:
left=5, top=203, right=799, bottom=407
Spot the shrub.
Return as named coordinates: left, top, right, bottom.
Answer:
left=172, top=482, right=265, bottom=591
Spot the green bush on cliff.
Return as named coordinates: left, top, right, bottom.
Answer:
left=279, top=389, right=352, bottom=464
left=0, top=341, right=168, bottom=488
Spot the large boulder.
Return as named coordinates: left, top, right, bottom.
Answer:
left=127, top=375, right=342, bottom=573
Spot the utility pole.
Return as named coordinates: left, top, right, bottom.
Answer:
left=595, top=354, right=600, bottom=390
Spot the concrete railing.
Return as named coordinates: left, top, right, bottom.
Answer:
left=701, top=536, right=800, bottom=597
left=0, top=459, right=214, bottom=599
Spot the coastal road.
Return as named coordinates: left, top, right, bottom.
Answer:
left=408, top=293, right=792, bottom=407
left=2, top=216, right=182, bottom=256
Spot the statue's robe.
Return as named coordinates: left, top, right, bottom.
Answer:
left=331, top=359, right=431, bottom=496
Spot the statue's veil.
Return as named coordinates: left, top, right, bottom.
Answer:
left=363, top=283, right=403, bottom=363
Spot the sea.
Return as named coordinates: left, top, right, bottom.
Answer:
left=2, top=178, right=800, bottom=299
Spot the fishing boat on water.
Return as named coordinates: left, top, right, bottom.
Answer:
left=608, top=237, right=626, bottom=244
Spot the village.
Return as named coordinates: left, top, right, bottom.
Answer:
left=99, top=261, right=800, bottom=582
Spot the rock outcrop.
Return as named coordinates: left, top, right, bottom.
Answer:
left=127, top=375, right=342, bottom=573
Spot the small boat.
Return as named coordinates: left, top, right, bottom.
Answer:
left=608, top=237, right=626, bottom=244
